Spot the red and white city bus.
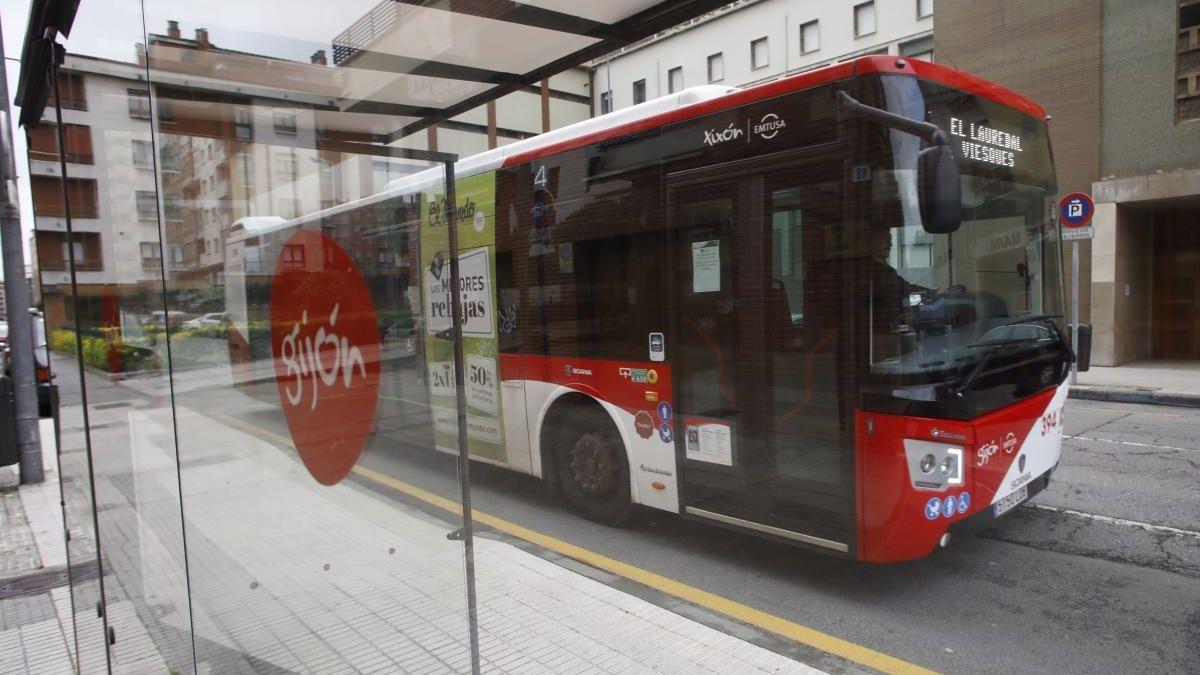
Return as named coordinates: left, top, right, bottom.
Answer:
left=226, top=55, right=1079, bottom=562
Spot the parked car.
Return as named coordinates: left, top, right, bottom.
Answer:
left=32, top=313, right=51, bottom=417
left=146, top=310, right=194, bottom=327
left=182, top=312, right=230, bottom=330
left=0, top=320, right=8, bottom=351
left=3, top=312, right=52, bottom=417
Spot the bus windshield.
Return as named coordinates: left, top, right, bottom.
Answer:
left=865, top=76, right=1066, bottom=399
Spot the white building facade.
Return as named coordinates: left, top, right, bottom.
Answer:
left=592, top=0, right=934, bottom=113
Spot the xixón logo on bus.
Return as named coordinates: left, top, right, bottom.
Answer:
left=269, top=229, right=381, bottom=486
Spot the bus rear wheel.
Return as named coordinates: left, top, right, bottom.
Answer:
left=551, top=404, right=633, bottom=526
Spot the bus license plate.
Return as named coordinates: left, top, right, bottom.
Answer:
left=993, top=485, right=1028, bottom=518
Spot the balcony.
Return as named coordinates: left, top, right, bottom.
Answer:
left=39, top=259, right=103, bottom=272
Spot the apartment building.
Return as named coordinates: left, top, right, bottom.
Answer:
left=27, top=15, right=594, bottom=332
left=592, top=0, right=934, bottom=113
left=26, top=56, right=165, bottom=331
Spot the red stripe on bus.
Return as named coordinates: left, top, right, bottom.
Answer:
left=501, top=55, right=1046, bottom=169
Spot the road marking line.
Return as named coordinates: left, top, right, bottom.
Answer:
left=1063, top=434, right=1196, bottom=453
left=1070, top=405, right=1186, bottom=418
left=1023, top=504, right=1200, bottom=540
left=212, top=412, right=936, bottom=675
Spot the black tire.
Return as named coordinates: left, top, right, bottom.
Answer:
left=550, top=402, right=633, bottom=526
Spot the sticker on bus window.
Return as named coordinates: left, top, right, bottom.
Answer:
left=558, top=242, right=574, bottom=274
left=649, top=332, right=665, bottom=362
left=692, top=240, right=721, bottom=293
left=685, top=418, right=733, bottom=466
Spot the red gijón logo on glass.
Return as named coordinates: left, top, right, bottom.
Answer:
left=270, top=230, right=380, bottom=485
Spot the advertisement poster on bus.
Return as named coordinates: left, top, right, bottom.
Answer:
left=420, top=173, right=506, bottom=462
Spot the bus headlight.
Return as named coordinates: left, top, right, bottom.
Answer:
left=904, top=439, right=964, bottom=491
left=920, top=454, right=936, bottom=474
left=940, top=456, right=955, bottom=475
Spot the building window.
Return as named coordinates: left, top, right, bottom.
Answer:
left=855, top=2, right=877, bottom=38
left=55, top=72, right=86, bottom=111
left=61, top=240, right=85, bottom=265
left=157, top=98, right=175, bottom=123
left=917, top=0, right=933, bottom=19
left=599, top=91, right=612, bottom=114
left=30, top=177, right=99, bottom=219
left=140, top=242, right=161, bottom=259
left=136, top=190, right=158, bottom=220
left=751, top=37, right=769, bottom=70
left=160, top=146, right=179, bottom=173
left=275, top=154, right=297, bottom=181
left=128, top=89, right=152, bottom=119
left=900, top=36, right=934, bottom=62
left=1179, top=0, right=1200, bottom=122
left=632, top=79, right=646, bottom=104
left=800, top=20, right=820, bottom=54
left=707, top=53, right=724, bottom=83
left=27, top=124, right=93, bottom=164
left=273, top=109, right=298, bottom=135
left=132, top=140, right=154, bottom=169
left=281, top=243, right=306, bottom=270
left=234, top=106, right=253, bottom=140
left=668, top=67, right=683, bottom=93
left=163, top=196, right=183, bottom=223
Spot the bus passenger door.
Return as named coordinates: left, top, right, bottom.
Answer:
left=669, top=176, right=774, bottom=531
left=670, top=160, right=853, bottom=555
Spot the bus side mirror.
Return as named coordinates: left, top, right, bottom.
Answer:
left=917, top=144, right=962, bottom=235
left=1073, top=323, right=1092, bottom=372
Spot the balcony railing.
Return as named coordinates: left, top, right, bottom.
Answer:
left=332, top=0, right=397, bottom=65
left=40, top=259, right=103, bottom=272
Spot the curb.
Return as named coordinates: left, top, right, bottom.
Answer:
left=1069, top=385, right=1200, bottom=409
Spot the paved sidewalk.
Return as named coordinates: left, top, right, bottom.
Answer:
left=166, top=397, right=833, bottom=674
left=10, top=357, right=838, bottom=674
left=1072, top=359, right=1200, bottom=407
left=0, top=419, right=74, bottom=675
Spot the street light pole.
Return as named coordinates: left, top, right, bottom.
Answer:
left=0, top=16, right=43, bottom=483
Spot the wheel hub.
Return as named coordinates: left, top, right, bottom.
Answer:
left=569, top=431, right=618, bottom=496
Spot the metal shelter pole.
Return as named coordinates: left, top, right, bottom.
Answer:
left=0, top=16, right=43, bottom=483
left=443, top=159, right=482, bottom=675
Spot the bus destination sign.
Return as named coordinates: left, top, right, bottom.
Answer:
left=949, top=117, right=1024, bottom=168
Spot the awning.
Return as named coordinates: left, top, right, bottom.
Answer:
left=330, top=0, right=731, bottom=142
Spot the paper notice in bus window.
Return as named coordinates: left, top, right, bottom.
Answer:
left=685, top=418, right=733, bottom=466
left=692, top=240, right=721, bottom=293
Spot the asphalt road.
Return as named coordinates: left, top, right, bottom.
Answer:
left=59, top=365, right=1200, bottom=675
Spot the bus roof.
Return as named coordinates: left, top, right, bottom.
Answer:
left=264, top=55, right=1046, bottom=235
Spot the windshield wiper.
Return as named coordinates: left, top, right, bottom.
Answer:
left=949, top=342, right=1010, bottom=397
left=951, top=332, right=1051, bottom=396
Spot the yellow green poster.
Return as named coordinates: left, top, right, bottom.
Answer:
left=420, top=172, right=505, bottom=462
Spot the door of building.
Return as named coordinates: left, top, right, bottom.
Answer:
left=1153, top=210, right=1200, bottom=359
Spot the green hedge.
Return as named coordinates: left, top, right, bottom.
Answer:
left=49, top=329, right=161, bottom=373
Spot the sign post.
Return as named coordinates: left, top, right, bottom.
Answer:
left=1058, top=192, right=1095, bottom=385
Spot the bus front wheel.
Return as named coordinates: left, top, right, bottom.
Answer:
left=550, top=403, right=633, bottom=526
